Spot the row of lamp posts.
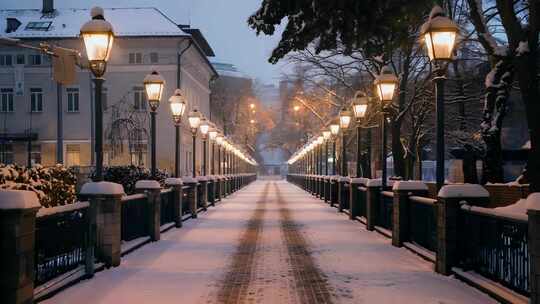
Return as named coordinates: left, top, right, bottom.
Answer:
left=288, top=6, right=459, bottom=192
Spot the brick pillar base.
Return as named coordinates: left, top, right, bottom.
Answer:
left=165, top=178, right=183, bottom=228
left=184, top=178, right=198, bottom=218
left=392, top=181, right=428, bottom=247
left=365, top=179, right=381, bottom=231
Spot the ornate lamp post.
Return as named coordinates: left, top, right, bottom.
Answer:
left=216, top=135, right=224, bottom=175
left=323, top=130, right=331, bottom=175
left=80, top=7, right=114, bottom=181
left=374, top=66, right=398, bottom=189
left=352, top=92, right=369, bottom=177
left=144, top=71, right=165, bottom=178
left=199, top=118, right=210, bottom=176
left=421, top=6, right=459, bottom=191
left=169, top=89, right=187, bottom=178
left=188, top=109, right=202, bottom=177
left=209, top=127, right=218, bottom=175
left=339, top=108, right=352, bottom=176
left=329, top=122, right=340, bottom=175
left=317, top=135, right=324, bottom=176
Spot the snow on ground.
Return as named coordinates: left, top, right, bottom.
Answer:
left=44, top=180, right=496, bottom=304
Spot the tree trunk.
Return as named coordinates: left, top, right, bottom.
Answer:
left=391, top=120, right=406, bottom=178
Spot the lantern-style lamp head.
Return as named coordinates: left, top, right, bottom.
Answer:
left=216, top=135, right=224, bottom=145
left=250, top=103, right=255, bottom=110
left=199, top=118, right=210, bottom=138
left=352, top=92, right=369, bottom=120
left=188, top=109, right=202, bottom=133
left=330, top=123, right=340, bottom=136
left=169, top=89, right=187, bottom=124
left=317, top=136, right=324, bottom=145
left=339, top=108, right=352, bottom=129
left=374, top=66, right=398, bottom=103
left=209, top=127, right=218, bottom=141
left=421, top=6, right=459, bottom=62
left=144, top=71, right=165, bottom=111
left=80, top=7, right=114, bottom=78
left=323, top=130, right=331, bottom=140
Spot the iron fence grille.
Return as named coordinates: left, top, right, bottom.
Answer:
left=408, top=197, right=437, bottom=252
left=377, top=191, right=393, bottom=230
left=121, top=195, right=149, bottom=241
left=34, top=206, right=89, bottom=286
left=458, top=208, right=529, bottom=296
left=160, top=189, right=175, bottom=225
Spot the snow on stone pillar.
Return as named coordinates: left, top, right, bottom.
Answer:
left=436, top=184, right=489, bottom=275
left=365, top=179, right=382, bottom=231
left=392, top=181, right=428, bottom=247
left=527, top=193, right=540, bottom=304
left=215, top=175, right=222, bottom=202
left=165, top=178, right=183, bottom=228
left=80, top=182, right=124, bottom=267
left=0, top=190, right=41, bottom=304
left=207, top=176, right=216, bottom=206
left=349, top=178, right=367, bottom=220
left=338, top=176, right=350, bottom=212
left=135, top=180, right=162, bottom=242
left=330, top=176, right=339, bottom=207
left=197, top=176, right=208, bottom=211
left=184, top=177, right=199, bottom=218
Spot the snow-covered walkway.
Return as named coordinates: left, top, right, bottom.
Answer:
left=44, top=180, right=496, bottom=304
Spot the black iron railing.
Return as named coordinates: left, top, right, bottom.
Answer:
left=341, top=182, right=350, bottom=211
left=121, top=194, right=149, bottom=241
left=458, top=206, right=529, bottom=296
left=160, top=189, right=175, bottom=225
left=197, top=183, right=204, bottom=209
left=34, top=203, right=89, bottom=286
left=409, top=196, right=437, bottom=252
left=357, top=187, right=367, bottom=218
left=378, top=191, right=393, bottom=230
left=182, top=185, right=190, bottom=215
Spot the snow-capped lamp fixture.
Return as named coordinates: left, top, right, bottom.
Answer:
left=80, top=7, right=114, bottom=78
left=169, top=89, right=187, bottom=124
left=420, top=6, right=459, bottom=62
left=216, top=134, right=224, bottom=145
left=188, top=109, right=202, bottom=134
left=209, top=127, right=218, bottom=141
left=339, top=107, right=352, bottom=129
left=199, top=118, right=210, bottom=139
left=330, top=122, right=340, bottom=136
left=323, top=129, right=331, bottom=140
left=317, top=136, right=324, bottom=145
left=374, top=66, right=398, bottom=103
left=352, top=92, right=369, bottom=120
left=144, top=71, right=165, bottom=112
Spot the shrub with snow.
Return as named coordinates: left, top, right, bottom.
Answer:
left=0, top=164, right=77, bottom=207
left=91, top=165, right=169, bottom=194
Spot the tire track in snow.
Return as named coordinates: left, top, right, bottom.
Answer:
left=274, top=182, right=337, bottom=304
left=214, top=184, right=270, bottom=303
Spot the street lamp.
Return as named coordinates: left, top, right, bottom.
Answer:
left=144, top=70, right=165, bottom=178
left=329, top=121, right=340, bottom=175
left=80, top=7, right=114, bottom=181
left=339, top=107, right=352, bottom=176
left=317, top=135, right=324, bottom=176
left=169, top=89, right=187, bottom=178
left=374, top=66, right=398, bottom=189
left=209, top=127, right=218, bottom=175
left=323, top=129, right=331, bottom=175
left=421, top=6, right=459, bottom=191
left=188, top=109, right=202, bottom=177
left=352, top=92, right=369, bottom=177
left=216, top=135, right=224, bottom=176
left=200, top=118, right=210, bottom=176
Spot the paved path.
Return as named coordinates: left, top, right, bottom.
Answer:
left=44, top=180, right=496, bottom=304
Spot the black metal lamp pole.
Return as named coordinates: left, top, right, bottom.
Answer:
left=192, top=131, right=197, bottom=177
left=356, top=122, right=362, bottom=177
left=332, top=139, right=337, bottom=175
left=325, top=141, right=329, bottom=175
left=211, top=141, right=215, bottom=175
left=341, top=132, right=347, bottom=176
left=175, top=124, right=181, bottom=177
left=434, top=69, right=446, bottom=191
left=202, top=137, right=207, bottom=176
left=94, top=78, right=104, bottom=181
left=150, top=110, right=157, bottom=178
left=381, top=109, right=387, bottom=190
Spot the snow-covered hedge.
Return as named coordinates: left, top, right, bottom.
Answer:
left=91, top=166, right=169, bottom=195
left=0, top=164, right=77, bottom=207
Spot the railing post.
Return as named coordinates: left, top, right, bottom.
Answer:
left=165, top=178, right=183, bottom=228
left=435, top=184, right=489, bottom=275
left=207, top=176, right=216, bottom=206
left=391, top=181, right=428, bottom=247
left=528, top=193, right=540, bottom=304
left=183, top=177, right=199, bottom=218
left=0, top=191, right=41, bottom=304
left=349, top=178, right=366, bottom=220
left=330, top=176, right=339, bottom=207
left=215, top=175, right=222, bottom=202
left=135, top=180, right=162, bottom=242
left=338, top=177, right=350, bottom=212
left=80, top=181, right=125, bottom=268
left=323, top=176, right=330, bottom=203
left=365, top=179, right=382, bottom=231
left=197, top=176, right=208, bottom=211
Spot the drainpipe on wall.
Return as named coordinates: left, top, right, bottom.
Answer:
left=56, top=83, right=63, bottom=164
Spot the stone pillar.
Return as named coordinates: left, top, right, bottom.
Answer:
left=135, top=180, right=162, bottom=242
left=0, top=190, right=41, bottom=304
left=197, top=176, right=208, bottom=211
left=80, top=181, right=125, bottom=268
left=349, top=178, right=366, bottom=220
left=165, top=178, right=183, bottom=228
left=365, top=179, right=382, bottom=231
left=215, top=176, right=222, bottom=202
left=183, top=177, right=198, bottom=219
left=436, top=184, right=489, bottom=275
left=330, top=176, right=338, bottom=207
left=338, top=177, right=350, bottom=212
left=527, top=193, right=540, bottom=304
left=323, top=176, right=329, bottom=203
left=391, top=181, right=428, bottom=247
left=207, top=176, right=215, bottom=206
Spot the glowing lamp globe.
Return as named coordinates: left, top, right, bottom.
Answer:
left=80, top=7, right=114, bottom=77
left=330, top=123, right=340, bottom=136
left=144, top=71, right=165, bottom=111
left=323, top=130, right=331, bottom=140
left=421, top=6, right=459, bottom=61
left=188, top=109, right=202, bottom=133
left=169, top=89, right=187, bottom=124
left=199, top=118, right=210, bottom=137
left=374, top=66, right=398, bottom=103
left=352, top=93, right=369, bottom=119
left=339, top=108, right=352, bottom=129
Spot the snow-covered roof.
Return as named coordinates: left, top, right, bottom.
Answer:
left=212, top=61, right=250, bottom=79
left=0, top=7, right=190, bottom=39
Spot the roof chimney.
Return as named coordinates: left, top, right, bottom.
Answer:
left=42, top=0, right=54, bottom=14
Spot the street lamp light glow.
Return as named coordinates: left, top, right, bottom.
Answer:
left=144, top=71, right=165, bottom=111
left=330, top=123, right=340, bottom=136
left=339, top=108, right=352, bottom=129
left=421, top=6, right=459, bottom=61
left=188, top=109, right=202, bottom=133
left=209, top=129, right=218, bottom=141
left=80, top=7, right=114, bottom=78
left=374, top=66, right=398, bottom=103
left=352, top=92, right=369, bottom=120
left=317, top=136, right=324, bottom=145
left=293, top=105, right=301, bottom=112
left=169, top=89, right=187, bottom=124
left=216, top=135, right=224, bottom=145
left=199, top=118, right=210, bottom=137
left=323, top=130, right=331, bottom=140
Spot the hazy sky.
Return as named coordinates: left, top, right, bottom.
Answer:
left=1, top=0, right=288, bottom=85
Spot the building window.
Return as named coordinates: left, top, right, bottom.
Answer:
left=16, top=54, right=25, bottom=65
left=149, top=52, right=158, bottom=64
left=28, top=54, right=41, bottom=65
left=66, top=144, right=80, bottom=167
left=128, top=52, right=142, bottom=64
left=67, top=88, right=79, bottom=112
left=31, top=144, right=41, bottom=165
left=0, top=89, right=14, bottom=112
left=30, top=88, right=43, bottom=112
left=133, top=87, right=147, bottom=111
left=25, top=21, right=52, bottom=31
left=130, top=151, right=147, bottom=167
left=0, top=54, right=12, bottom=66
left=0, top=143, right=14, bottom=164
